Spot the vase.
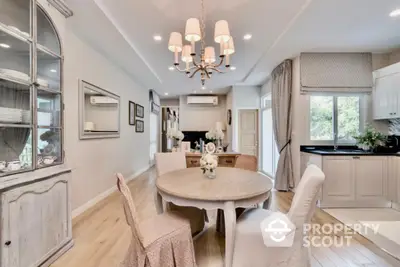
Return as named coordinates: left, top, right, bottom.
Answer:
left=357, top=144, right=371, bottom=151
left=172, top=139, right=180, bottom=152
left=204, top=168, right=217, bottom=179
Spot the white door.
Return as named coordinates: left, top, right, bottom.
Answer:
left=239, top=109, right=258, bottom=156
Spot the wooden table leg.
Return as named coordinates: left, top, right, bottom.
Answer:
left=224, top=201, right=236, bottom=267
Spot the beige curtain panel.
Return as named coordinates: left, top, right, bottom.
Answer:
left=272, top=59, right=294, bottom=191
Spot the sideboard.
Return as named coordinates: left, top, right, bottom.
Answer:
left=186, top=152, right=241, bottom=168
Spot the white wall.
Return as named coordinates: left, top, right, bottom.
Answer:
left=226, top=89, right=233, bottom=149
left=389, top=49, right=400, bottom=65
left=231, top=86, right=261, bottom=152
left=179, top=95, right=227, bottom=132
left=40, top=1, right=150, bottom=211
left=160, top=98, right=179, bottom=107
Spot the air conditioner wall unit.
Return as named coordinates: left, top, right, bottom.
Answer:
left=187, top=96, right=218, bottom=105
left=90, top=96, right=118, bottom=105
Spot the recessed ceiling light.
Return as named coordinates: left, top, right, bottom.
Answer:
left=50, top=69, right=57, bottom=73
left=230, top=66, right=236, bottom=70
left=243, top=34, right=252, bottom=40
left=390, top=9, right=400, bottom=17
left=0, top=43, right=10, bottom=49
left=210, top=90, right=213, bottom=93
left=153, top=35, right=162, bottom=41
left=201, top=86, right=206, bottom=90
left=193, top=90, right=197, bottom=93
left=168, top=66, right=175, bottom=71
left=164, top=92, right=169, bottom=96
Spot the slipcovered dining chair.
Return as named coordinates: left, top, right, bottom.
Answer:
left=155, top=152, right=206, bottom=235
left=116, top=173, right=196, bottom=267
left=232, top=164, right=325, bottom=267
left=234, top=154, right=258, bottom=171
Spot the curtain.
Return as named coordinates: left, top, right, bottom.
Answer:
left=272, top=60, right=294, bottom=191
left=0, top=81, right=31, bottom=161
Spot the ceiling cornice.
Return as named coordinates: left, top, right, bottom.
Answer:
left=93, top=0, right=163, bottom=86
left=241, top=0, right=314, bottom=83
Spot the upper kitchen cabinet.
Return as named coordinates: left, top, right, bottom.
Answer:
left=373, top=62, right=400, bottom=120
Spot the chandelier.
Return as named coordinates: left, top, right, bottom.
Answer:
left=168, top=0, right=235, bottom=87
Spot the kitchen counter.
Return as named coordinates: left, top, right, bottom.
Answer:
left=300, top=145, right=400, bottom=156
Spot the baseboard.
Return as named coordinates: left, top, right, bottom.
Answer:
left=72, top=165, right=150, bottom=218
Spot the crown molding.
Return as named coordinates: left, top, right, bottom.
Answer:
left=47, top=0, right=74, bottom=18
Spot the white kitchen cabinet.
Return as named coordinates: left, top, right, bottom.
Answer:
left=354, top=156, right=388, bottom=202
left=322, top=156, right=355, bottom=203
left=0, top=172, right=73, bottom=267
left=373, top=62, right=400, bottom=120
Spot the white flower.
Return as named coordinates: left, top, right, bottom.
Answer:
left=206, top=129, right=224, bottom=141
left=200, top=153, right=218, bottom=171
left=167, top=129, right=184, bottom=141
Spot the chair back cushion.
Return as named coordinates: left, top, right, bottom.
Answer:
left=155, top=152, right=187, bottom=176
left=287, top=164, right=325, bottom=227
left=116, top=173, right=144, bottom=247
left=235, top=154, right=257, bottom=171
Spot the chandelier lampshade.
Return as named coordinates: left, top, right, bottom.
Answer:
left=181, top=45, right=193, bottom=63
left=204, top=46, right=216, bottom=63
left=185, top=18, right=201, bottom=42
left=214, top=20, right=231, bottom=43
left=168, top=32, right=183, bottom=52
left=168, top=0, right=234, bottom=86
left=224, top=37, right=235, bottom=55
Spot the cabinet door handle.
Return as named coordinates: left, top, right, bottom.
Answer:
left=190, top=160, right=197, bottom=164
left=225, top=160, right=233, bottom=163
left=353, top=156, right=360, bottom=159
left=5, top=241, right=11, bottom=246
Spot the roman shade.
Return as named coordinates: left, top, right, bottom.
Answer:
left=300, top=53, right=373, bottom=93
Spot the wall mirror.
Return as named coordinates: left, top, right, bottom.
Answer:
left=79, top=80, right=120, bottom=139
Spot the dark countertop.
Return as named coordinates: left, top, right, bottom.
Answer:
left=300, top=145, right=400, bottom=156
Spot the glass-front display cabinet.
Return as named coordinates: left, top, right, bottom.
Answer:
left=0, top=0, right=63, bottom=176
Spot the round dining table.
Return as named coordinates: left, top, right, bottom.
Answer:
left=156, top=167, right=273, bottom=267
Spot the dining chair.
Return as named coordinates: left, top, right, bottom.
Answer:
left=232, top=164, right=325, bottom=267
left=116, top=173, right=196, bottom=267
left=155, top=152, right=206, bottom=235
left=234, top=154, right=258, bottom=171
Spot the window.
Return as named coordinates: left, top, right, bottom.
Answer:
left=0, top=1, right=63, bottom=176
left=309, top=95, right=364, bottom=144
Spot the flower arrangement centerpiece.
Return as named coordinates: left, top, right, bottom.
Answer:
left=200, top=152, right=218, bottom=179
left=167, top=128, right=184, bottom=151
left=205, top=129, right=225, bottom=152
left=353, top=126, right=387, bottom=151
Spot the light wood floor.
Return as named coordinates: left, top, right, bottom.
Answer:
left=52, top=168, right=400, bottom=267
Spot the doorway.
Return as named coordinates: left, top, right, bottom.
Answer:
left=238, top=109, right=259, bottom=156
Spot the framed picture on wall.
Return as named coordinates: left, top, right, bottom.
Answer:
left=129, top=101, right=135, bottom=125
left=135, top=119, right=144, bottom=133
left=151, top=102, right=160, bottom=115
left=136, top=104, right=144, bottom=118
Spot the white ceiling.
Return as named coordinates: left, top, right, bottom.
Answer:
left=66, top=0, right=400, bottom=97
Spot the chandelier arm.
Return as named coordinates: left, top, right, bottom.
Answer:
left=205, top=69, right=211, bottom=79
left=208, top=67, right=225, bottom=74
left=174, top=65, right=189, bottom=73
left=188, top=67, right=202, bottom=78
left=191, top=56, right=201, bottom=68
left=213, top=56, right=225, bottom=68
